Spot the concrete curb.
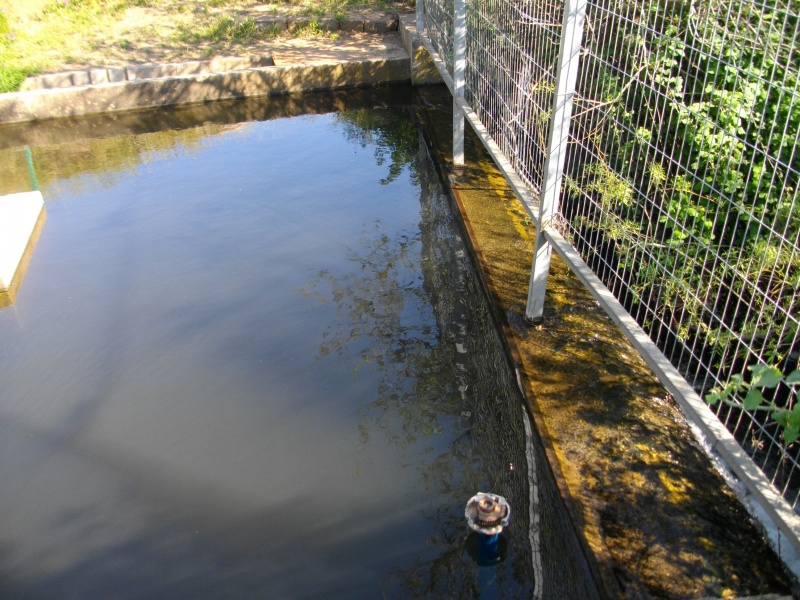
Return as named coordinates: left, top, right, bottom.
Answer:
left=20, top=56, right=276, bottom=91
left=255, top=14, right=399, bottom=34
left=0, top=57, right=410, bottom=124
left=398, top=14, right=444, bottom=86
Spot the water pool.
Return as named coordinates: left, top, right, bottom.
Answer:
left=0, top=88, right=597, bottom=598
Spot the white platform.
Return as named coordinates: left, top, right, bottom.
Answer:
left=0, top=191, right=44, bottom=292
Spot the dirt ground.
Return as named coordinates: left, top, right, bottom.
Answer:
left=6, top=0, right=413, bottom=74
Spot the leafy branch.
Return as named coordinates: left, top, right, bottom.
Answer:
left=706, top=364, right=800, bottom=444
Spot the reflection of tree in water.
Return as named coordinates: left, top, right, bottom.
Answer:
left=308, top=220, right=449, bottom=447
left=310, top=101, right=603, bottom=597
left=303, top=117, right=541, bottom=597
left=335, top=108, right=420, bottom=185
left=0, top=125, right=232, bottom=197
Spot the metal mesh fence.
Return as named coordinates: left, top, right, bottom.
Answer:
left=423, top=0, right=454, bottom=76
left=420, top=0, right=800, bottom=510
left=563, top=0, right=800, bottom=506
left=426, top=0, right=563, bottom=190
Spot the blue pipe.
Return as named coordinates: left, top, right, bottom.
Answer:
left=476, top=532, right=500, bottom=566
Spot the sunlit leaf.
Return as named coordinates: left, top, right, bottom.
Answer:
left=743, top=387, right=765, bottom=411
left=773, top=409, right=790, bottom=427
left=749, top=365, right=783, bottom=388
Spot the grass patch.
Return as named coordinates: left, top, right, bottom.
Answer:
left=0, top=0, right=131, bottom=92
left=264, top=0, right=412, bottom=21
left=288, top=0, right=411, bottom=16
left=205, top=0, right=244, bottom=7
left=177, top=15, right=268, bottom=44
left=0, top=64, right=34, bottom=93
left=290, top=18, right=337, bottom=39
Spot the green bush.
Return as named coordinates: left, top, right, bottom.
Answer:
left=706, top=365, right=800, bottom=444
left=0, top=64, right=34, bottom=94
left=566, top=0, right=799, bottom=377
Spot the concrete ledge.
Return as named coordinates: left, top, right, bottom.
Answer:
left=0, top=191, right=44, bottom=293
left=364, top=15, right=399, bottom=33
left=126, top=56, right=275, bottom=82
left=20, top=56, right=276, bottom=91
left=0, top=58, right=410, bottom=124
left=398, top=15, right=443, bottom=86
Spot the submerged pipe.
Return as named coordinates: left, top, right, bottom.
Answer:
left=465, top=492, right=511, bottom=566
left=24, top=146, right=39, bottom=191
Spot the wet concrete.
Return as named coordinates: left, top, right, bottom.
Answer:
left=413, top=85, right=797, bottom=599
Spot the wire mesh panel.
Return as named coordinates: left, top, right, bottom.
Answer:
left=561, top=0, right=800, bottom=506
left=424, top=0, right=454, bottom=77
left=419, top=0, right=800, bottom=513
left=463, top=0, right=563, bottom=191
left=423, top=0, right=562, bottom=186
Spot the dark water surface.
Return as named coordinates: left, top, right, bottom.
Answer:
left=0, top=88, right=597, bottom=598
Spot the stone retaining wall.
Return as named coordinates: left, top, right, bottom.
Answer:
left=20, top=56, right=275, bottom=91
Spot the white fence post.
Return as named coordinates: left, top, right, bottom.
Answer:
left=416, top=0, right=424, bottom=35
left=526, top=0, right=588, bottom=322
left=453, top=0, right=466, bottom=166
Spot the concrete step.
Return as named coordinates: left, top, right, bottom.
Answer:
left=254, top=14, right=399, bottom=34
left=0, top=191, right=45, bottom=302
left=20, top=56, right=275, bottom=91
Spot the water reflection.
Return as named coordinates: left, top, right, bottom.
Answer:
left=0, top=89, right=596, bottom=598
left=0, top=88, right=415, bottom=197
left=335, top=109, right=419, bottom=186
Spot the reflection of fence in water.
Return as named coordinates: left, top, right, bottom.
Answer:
left=418, top=0, right=800, bottom=550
